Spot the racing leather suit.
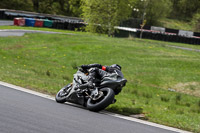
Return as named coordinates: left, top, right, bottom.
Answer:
left=79, top=64, right=121, bottom=89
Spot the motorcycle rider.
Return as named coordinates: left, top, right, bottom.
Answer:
left=79, top=63, right=122, bottom=89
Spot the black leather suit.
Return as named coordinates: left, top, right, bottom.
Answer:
left=80, top=64, right=121, bottom=88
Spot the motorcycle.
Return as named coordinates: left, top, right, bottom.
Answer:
left=55, top=67, right=127, bottom=112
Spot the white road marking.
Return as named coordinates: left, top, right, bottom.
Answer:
left=0, top=81, right=191, bottom=133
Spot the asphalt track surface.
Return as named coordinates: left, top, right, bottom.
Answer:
left=0, top=20, right=13, bottom=26
left=0, top=29, right=74, bottom=37
left=0, top=84, right=181, bottom=133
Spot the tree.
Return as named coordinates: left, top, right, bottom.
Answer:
left=170, top=0, right=200, bottom=20
left=146, top=0, right=172, bottom=25
left=36, top=0, right=58, bottom=14
left=81, top=0, right=132, bottom=35
left=128, top=0, right=172, bottom=25
left=33, top=0, right=82, bottom=17
left=0, top=0, right=33, bottom=11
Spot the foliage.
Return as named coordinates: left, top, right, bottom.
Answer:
left=81, top=0, right=132, bottom=35
left=128, top=0, right=172, bottom=26
left=0, top=0, right=82, bottom=17
left=170, top=0, right=200, bottom=20
left=0, top=0, right=33, bottom=11
left=52, top=0, right=82, bottom=17
left=192, top=12, right=200, bottom=32
left=145, top=0, right=172, bottom=25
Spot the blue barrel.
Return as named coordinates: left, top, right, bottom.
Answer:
left=25, top=18, right=36, bottom=27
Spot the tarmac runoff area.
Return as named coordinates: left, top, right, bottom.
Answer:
left=0, top=20, right=13, bottom=26
left=0, top=29, right=75, bottom=37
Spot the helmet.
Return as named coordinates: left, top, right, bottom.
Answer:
left=110, top=64, right=121, bottom=70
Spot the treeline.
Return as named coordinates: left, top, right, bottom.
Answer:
left=0, top=0, right=82, bottom=17
left=0, top=0, right=200, bottom=33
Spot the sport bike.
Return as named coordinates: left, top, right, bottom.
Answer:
left=55, top=67, right=127, bottom=112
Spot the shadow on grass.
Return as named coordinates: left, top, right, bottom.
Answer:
left=106, top=106, right=143, bottom=116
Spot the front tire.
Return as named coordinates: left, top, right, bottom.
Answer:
left=55, top=84, right=71, bottom=103
left=86, top=88, right=114, bottom=112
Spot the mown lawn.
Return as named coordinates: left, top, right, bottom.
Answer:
left=0, top=26, right=200, bottom=132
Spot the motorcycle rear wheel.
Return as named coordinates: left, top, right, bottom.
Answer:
left=86, top=88, right=114, bottom=112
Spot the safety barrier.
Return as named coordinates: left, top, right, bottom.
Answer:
left=13, top=17, right=85, bottom=31
left=136, top=30, right=200, bottom=45
left=1, top=9, right=85, bottom=31
left=114, top=27, right=200, bottom=45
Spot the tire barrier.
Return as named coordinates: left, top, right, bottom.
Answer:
left=1, top=9, right=85, bottom=31
left=35, top=19, right=44, bottom=27
left=13, top=17, right=86, bottom=31
left=136, top=30, right=200, bottom=45
left=165, top=28, right=179, bottom=34
left=14, top=18, right=25, bottom=26
left=25, top=18, right=36, bottom=27
left=114, top=26, right=200, bottom=45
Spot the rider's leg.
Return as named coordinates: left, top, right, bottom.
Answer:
left=79, top=68, right=97, bottom=89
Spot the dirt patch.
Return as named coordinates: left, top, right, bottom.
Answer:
left=173, top=82, right=200, bottom=97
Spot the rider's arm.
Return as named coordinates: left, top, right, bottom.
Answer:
left=81, top=63, right=102, bottom=70
left=81, top=64, right=113, bottom=72
left=88, top=64, right=102, bottom=69
left=88, top=64, right=114, bottom=72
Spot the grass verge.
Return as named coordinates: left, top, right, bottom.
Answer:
left=0, top=26, right=200, bottom=132
left=160, top=18, right=193, bottom=31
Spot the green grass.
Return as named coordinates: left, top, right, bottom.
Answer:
left=0, top=26, right=200, bottom=132
left=160, top=18, right=194, bottom=31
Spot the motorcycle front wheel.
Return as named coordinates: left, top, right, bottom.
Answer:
left=55, top=84, right=71, bottom=103
left=86, top=88, right=114, bottom=112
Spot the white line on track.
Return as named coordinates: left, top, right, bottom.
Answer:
left=0, top=81, right=191, bottom=133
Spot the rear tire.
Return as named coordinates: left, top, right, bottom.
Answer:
left=86, top=88, right=114, bottom=112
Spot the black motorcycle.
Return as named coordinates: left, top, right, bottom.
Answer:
left=55, top=67, right=127, bottom=112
